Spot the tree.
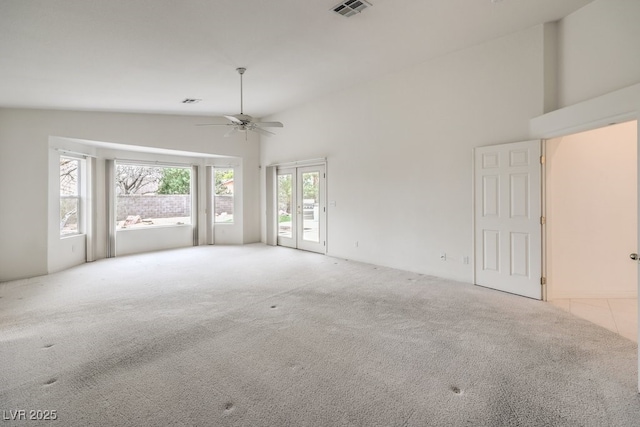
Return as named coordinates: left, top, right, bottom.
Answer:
left=59, top=158, right=78, bottom=191
left=60, top=157, right=79, bottom=232
left=277, top=174, right=292, bottom=214
left=214, top=169, right=234, bottom=195
left=302, top=172, right=318, bottom=201
left=115, top=165, right=162, bottom=195
left=157, top=168, right=191, bottom=194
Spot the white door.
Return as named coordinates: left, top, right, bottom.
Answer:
left=474, top=140, right=542, bottom=299
left=277, top=164, right=326, bottom=254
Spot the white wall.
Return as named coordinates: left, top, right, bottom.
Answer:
left=0, top=108, right=261, bottom=282
left=116, top=225, right=193, bottom=257
left=558, top=0, right=640, bottom=108
left=546, top=121, right=638, bottom=299
left=261, top=26, right=548, bottom=282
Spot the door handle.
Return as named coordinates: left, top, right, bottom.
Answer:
left=630, top=253, right=639, bottom=261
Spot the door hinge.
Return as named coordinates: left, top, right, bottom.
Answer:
left=540, top=216, right=546, bottom=225
left=541, top=277, right=547, bottom=285
left=323, top=173, right=326, bottom=178
left=324, top=207, right=326, bottom=212
left=540, top=155, right=546, bottom=164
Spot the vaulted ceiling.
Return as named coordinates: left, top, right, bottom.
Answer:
left=0, top=0, right=593, bottom=118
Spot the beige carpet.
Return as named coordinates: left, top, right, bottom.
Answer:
left=1, top=244, right=639, bottom=426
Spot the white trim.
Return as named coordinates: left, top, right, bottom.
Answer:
left=471, top=148, right=476, bottom=286
left=115, top=159, right=197, bottom=167
left=55, top=148, right=92, bottom=159
left=530, top=83, right=640, bottom=139
left=116, top=223, right=192, bottom=232
left=540, top=140, right=547, bottom=302
left=271, top=157, right=327, bottom=168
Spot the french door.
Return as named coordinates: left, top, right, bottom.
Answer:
left=277, top=164, right=326, bottom=253
left=474, top=140, right=542, bottom=299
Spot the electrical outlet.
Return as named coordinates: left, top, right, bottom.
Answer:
left=355, top=241, right=359, bottom=248
left=463, top=256, right=469, bottom=265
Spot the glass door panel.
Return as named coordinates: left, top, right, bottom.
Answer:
left=277, top=169, right=296, bottom=248
left=301, top=171, right=320, bottom=243
left=296, top=165, right=325, bottom=253
left=276, top=164, right=325, bottom=254
left=278, top=173, right=293, bottom=239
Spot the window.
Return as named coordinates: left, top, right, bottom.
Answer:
left=60, top=156, right=81, bottom=236
left=115, top=162, right=192, bottom=229
left=214, top=168, right=234, bottom=223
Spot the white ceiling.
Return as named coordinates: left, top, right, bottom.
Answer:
left=0, top=0, right=593, bottom=118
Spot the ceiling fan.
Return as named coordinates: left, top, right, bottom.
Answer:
left=197, top=67, right=283, bottom=138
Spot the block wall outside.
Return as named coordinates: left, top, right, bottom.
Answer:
left=117, top=195, right=191, bottom=220
left=116, top=195, right=233, bottom=220
left=214, top=195, right=234, bottom=216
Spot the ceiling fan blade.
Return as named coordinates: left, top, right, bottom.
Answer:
left=253, top=121, right=283, bottom=128
left=224, top=126, right=241, bottom=138
left=224, top=127, right=240, bottom=137
left=249, top=126, right=275, bottom=137
left=224, top=115, right=243, bottom=124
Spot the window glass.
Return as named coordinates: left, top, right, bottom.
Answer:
left=115, top=163, right=191, bottom=229
left=60, top=157, right=80, bottom=236
left=214, top=168, right=234, bottom=223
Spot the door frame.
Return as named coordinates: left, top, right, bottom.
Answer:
left=529, top=83, right=640, bottom=391
left=266, top=158, right=328, bottom=254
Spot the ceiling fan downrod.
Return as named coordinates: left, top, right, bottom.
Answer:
left=236, top=67, right=246, bottom=115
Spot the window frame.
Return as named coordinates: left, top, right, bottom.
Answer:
left=213, top=167, right=235, bottom=225
left=59, top=155, right=83, bottom=238
left=114, top=160, right=194, bottom=231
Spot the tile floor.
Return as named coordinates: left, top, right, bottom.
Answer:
left=549, top=298, right=637, bottom=342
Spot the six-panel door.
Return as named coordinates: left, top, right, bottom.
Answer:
left=475, top=140, right=542, bottom=300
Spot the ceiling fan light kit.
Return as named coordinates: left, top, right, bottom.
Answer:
left=197, top=67, right=283, bottom=138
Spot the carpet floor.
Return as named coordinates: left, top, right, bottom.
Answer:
left=1, top=244, right=639, bottom=426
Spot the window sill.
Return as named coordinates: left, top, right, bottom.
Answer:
left=116, top=223, right=192, bottom=232
left=60, top=233, right=84, bottom=239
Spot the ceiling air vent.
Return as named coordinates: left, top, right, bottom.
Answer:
left=182, top=98, right=202, bottom=104
left=332, top=0, right=371, bottom=17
